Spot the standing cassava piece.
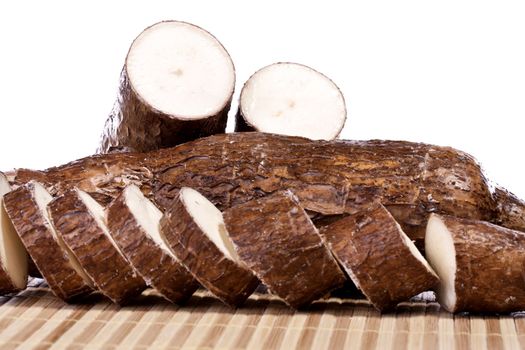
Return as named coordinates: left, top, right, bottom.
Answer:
left=160, top=187, right=259, bottom=307
left=223, top=190, right=346, bottom=308
left=425, top=214, right=525, bottom=313
left=320, top=203, right=439, bottom=311
left=106, top=185, right=199, bottom=303
left=0, top=172, right=28, bottom=295
left=13, top=133, right=518, bottom=245
left=49, top=189, right=146, bottom=304
left=3, top=182, right=93, bottom=301
left=99, top=20, right=235, bottom=153
left=236, top=62, right=346, bottom=140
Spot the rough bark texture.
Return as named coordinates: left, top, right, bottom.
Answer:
left=320, top=203, right=439, bottom=311
left=3, top=183, right=92, bottom=301
left=159, top=192, right=259, bottom=307
left=11, top=133, right=507, bottom=248
left=99, top=68, right=231, bottom=153
left=493, top=186, right=525, bottom=232
left=106, top=191, right=199, bottom=303
left=432, top=214, right=525, bottom=313
left=312, top=213, right=350, bottom=230
left=223, top=190, right=346, bottom=308
left=48, top=190, right=146, bottom=304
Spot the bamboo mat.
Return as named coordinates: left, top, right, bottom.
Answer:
left=0, top=280, right=523, bottom=350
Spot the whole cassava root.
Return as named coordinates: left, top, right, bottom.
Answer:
left=10, top=133, right=523, bottom=247
left=99, top=21, right=235, bottom=153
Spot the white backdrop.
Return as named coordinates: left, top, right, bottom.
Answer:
left=1, top=1, right=524, bottom=198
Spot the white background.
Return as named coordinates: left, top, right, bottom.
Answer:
left=0, top=1, right=524, bottom=198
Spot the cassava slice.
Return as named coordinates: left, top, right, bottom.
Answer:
left=235, top=62, right=346, bottom=140
left=425, top=214, right=525, bottom=313
left=99, top=20, right=235, bottom=153
left=0, top=173, right=28, bottom=294
left=48, top=189, right=146, bottom=304
left=3, top=181, right=93, bottom=301
left=107, top=184, right=199, bottom=303
left=320, top=203, right=439, bottom=311
left=223, top=190, right=346, bottom=308
left=160, top=187, right=259, bottom=307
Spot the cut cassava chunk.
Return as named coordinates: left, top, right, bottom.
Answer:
left=3, top=181, right=93, bottom=301
left=106, top=184, right=199, bottom=303
left=425, top=214, right=525, bottom=313
left=320, top=203, right=439, bottom=311
left=160, top=187, right=259, bottom=307
left=48, top=189, right=146, bottom=304
left=223, top=190, right=346, bottom=308
left=12, top=133, right=507, bottom=247
left=235, top=62, right=346, bottom=140
left=99, top=20, right=235, bottom=153
left=0, top=172, right=28, bottom=294
left=3, top=169, right=41, bottom=278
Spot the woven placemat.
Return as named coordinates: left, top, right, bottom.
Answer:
left=0, top=279, right=523, bottom=350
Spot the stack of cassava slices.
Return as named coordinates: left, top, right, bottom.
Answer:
left=1, top=20, right=525, bottom=314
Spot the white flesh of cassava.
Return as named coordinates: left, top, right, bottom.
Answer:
left=240, top=62, right=346, bottom=140
left=127, top=21, right=235, bottom=119
left=180, top=187, right=241, bottom=263
left=32, top=182, right=94, bottom=288
left=0, top=174, right=28, bottom=289
left=123, top=184, right=178, bottom=259
left=425, top=214, right=457, bottom=312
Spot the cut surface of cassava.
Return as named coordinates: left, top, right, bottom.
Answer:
left=425, top=214, right=525, bottom=313
left=160, top=187, right=259, bottom=307
left=2, top=170, right=41, bottom=278
left=2, top=181, right=93, bottom=301
left=320, top=203, right=439, bottom=311
left=99, top=20, right=235, bottom=153
left=48, top=189, right=146, bottom=304
left=107, top=184, right=199, bottom=303
left=13, top=133, right=514, bottom=247
left=0, top=173, right=28, bottom=294
left=236, top=62, right=346, bottom=140
left=223, top=190, right=346, bottom=308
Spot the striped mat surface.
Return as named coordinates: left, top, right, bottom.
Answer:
left=0, top=279, right=523, bottom=350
